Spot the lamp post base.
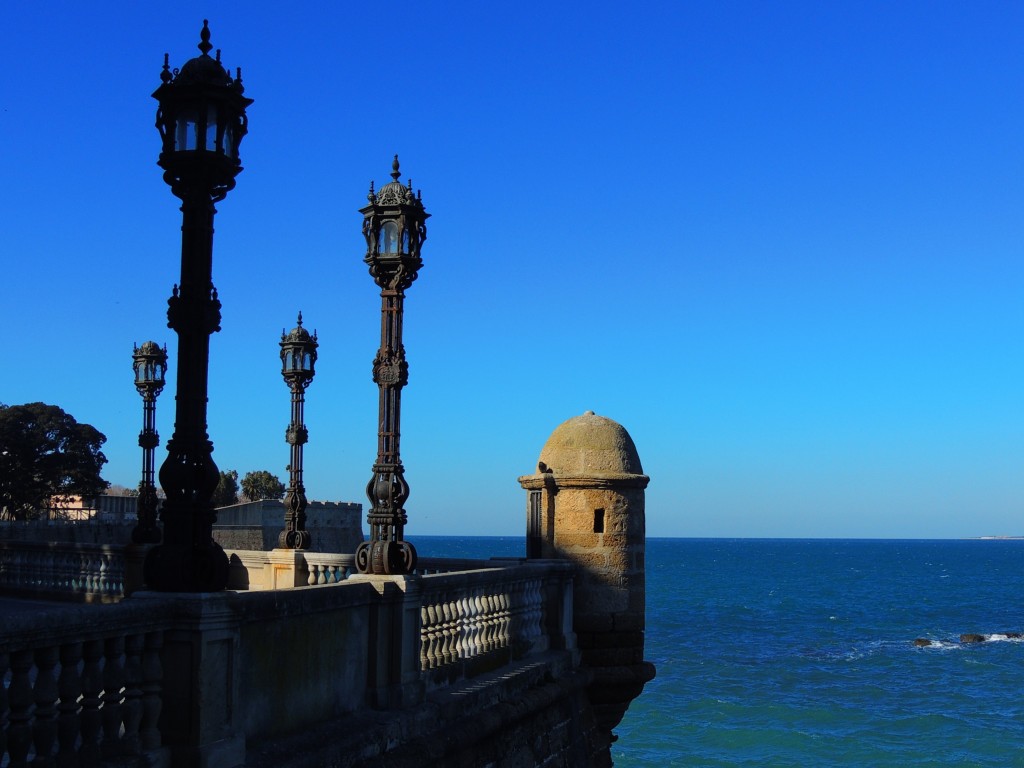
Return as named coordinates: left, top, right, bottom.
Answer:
left=355, top=539, right=417, bottom=575
left=278, top=529, right=312, bottom=549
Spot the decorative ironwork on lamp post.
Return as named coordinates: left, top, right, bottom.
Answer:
left=279, top=313, right=318, bottom=549
left=143, top=20, right=253, bottom=592
left=355, top=156, right=429, bottom=576
left=132, top=341, right=168, bottom=544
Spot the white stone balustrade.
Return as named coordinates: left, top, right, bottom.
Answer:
left=418, top=562, right=572, bottom=689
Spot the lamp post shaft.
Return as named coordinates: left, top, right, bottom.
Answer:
left=281, top=386, right=310, bottom=548
left=146, top=195, right=227, bottom=588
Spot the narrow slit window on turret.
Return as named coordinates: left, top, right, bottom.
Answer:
left=594, top=508, right=605, bottom=534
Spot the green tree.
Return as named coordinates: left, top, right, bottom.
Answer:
left=241, top=470, right=285, bottom=502
left=211, top=469, right=240, bottom=507
left=0, top=402, right=109, bottom=520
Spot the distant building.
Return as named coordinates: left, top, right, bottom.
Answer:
left=40, top=494, right=139, bottom=522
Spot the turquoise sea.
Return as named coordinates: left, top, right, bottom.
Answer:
left=417, top=537, right=1024, bottom=766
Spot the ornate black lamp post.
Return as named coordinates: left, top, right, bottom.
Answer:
left=131, top=341, right=168, bottom=544
left=355, top=156, right=429, bottom=575
left=279, top=313, right=318, bottom=549
left=144, top=21, right=253, bottom=591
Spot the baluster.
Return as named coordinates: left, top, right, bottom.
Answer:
left=528, top=579, right=543, bottom=644
left=426, top=604, right=442, bottom=669
left=81, top=553, right=93, bottom=594
left=48, top=551, right=62, bottom=592
left=108, top=556, right=125, bottom=597
left=419, top=605, right=430, bottom=669
left=120, top=635, right=143, bottom=756
left=8, top=649, right=35, bottom=767
left=0, top=652, right=10, bottom=762
left=100, top=637, right=125, bottom=757
left=453, top=597, right=467, bottom=661
left=445, top=599, right=460, bottom=665
left=487, top=593, right=499, bottom=651
left=436, top=600, right=451, bottom=666
left=62, top=551, right=76, bottom=592
left=97, top=556, right=109, bottom=596
left=59, top=552, right=71, bottom=593
left=490, top=592, right=503, bottom=652
left=499, top=593, right=512, bottom=651
left=475, top=593, right=487, bottom=655
left=78, top=640, right=103, bottom=765
left=139, top=632, right=163, bottom=752
left=31, top=646, right=59, bottom=766
left=306, top=564, right=318, bottom=587
left=450, top=598, right=463, bottom=663
left=507, top=580, right=524, bottom=649
left=490, top=590, right=502, bottom=653
left=463, top=593, right=478, bottom=659
left=56, top=642, right=82, bottom=768
left=68, top=554, right=80, bottom=594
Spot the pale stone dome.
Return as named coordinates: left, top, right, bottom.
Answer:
left=537, top=411, right=644, bottom=476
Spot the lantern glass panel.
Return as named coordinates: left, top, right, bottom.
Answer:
left=174, top=107, right=199, bottom=151
left=402, top=229, right=410, bottom=252
left=302, top=353, right=312, bottom=371
left=224, top=124, right=235, bottom=158
left=380, top=222, right=399, bottom=254
left=205, top=104, right=218, bottom=152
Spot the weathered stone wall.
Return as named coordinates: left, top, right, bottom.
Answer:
left=246, top=653, right=613, bottom=768
left=212, top=525, right=265, bottom=551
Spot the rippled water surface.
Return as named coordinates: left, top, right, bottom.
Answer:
left=613, top=538, right=1024, bottom=766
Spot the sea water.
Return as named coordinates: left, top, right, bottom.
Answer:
left=416, top=537, right=1024, bottom=766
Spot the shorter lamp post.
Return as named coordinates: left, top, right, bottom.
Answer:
left=279, top=313, right=318, bottom=549
left=132, top=341, right=168, bottom=544
left=355, top=156, right=428, bottom=575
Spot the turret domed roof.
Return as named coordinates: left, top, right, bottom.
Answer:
left=537, top=411, right=644, bottom=476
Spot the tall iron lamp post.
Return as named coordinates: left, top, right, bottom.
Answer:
left=279, top=313, right=318, bottom=549
left=355, top=156, right=429, bottom=575
left=132, top=341, right=168, bottom=544
left=144, top=21, right=253, bottom=591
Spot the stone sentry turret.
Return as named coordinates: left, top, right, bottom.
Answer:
left=518, top=410, right=656, bottom=740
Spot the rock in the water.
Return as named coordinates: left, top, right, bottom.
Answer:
left=960, top=633, right=986, bottom=644
left=913, top=638, right=933, bottom=647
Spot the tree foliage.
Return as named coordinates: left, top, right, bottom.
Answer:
left=211, top=469, right=240, bottom=507
left=106, top=484, right=140, bottom=497
left=241, top=470, right=285, bottom=502
left=0, top=402, right=109, bottom=520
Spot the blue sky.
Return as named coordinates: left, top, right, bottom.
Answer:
left=1, top=2, right=1021, bottom=538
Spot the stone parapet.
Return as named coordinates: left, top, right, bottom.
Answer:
left=0, top=557, right=585, bottom=767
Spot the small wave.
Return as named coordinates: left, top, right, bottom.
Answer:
left=983, top=633, right=1024, bottom=643
left=912, top=640, right=960, bottom=651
